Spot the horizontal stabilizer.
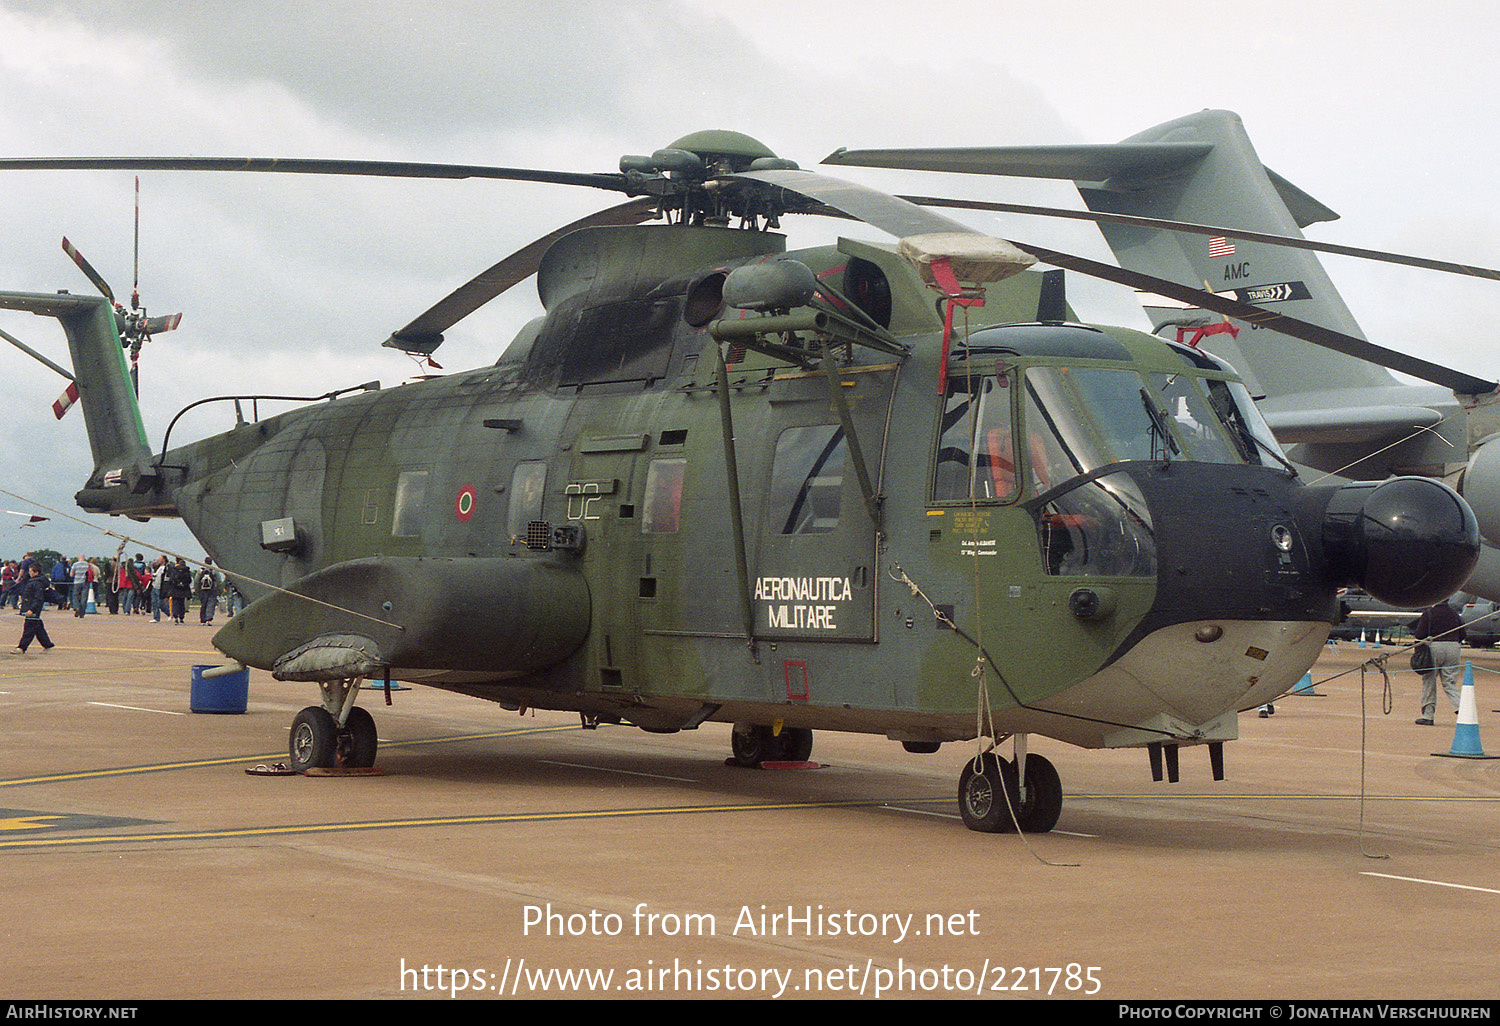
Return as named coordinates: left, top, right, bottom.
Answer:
left=1260, top=404, right=1444, bottom=445
left=824, top=141, right=1213, bottom=186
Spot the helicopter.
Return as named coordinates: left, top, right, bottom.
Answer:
left=0, top=127, right=1480, bottom=834
left=825, top=108, right=1500, bottom=604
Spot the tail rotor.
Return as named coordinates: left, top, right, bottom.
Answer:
left=61, top=176, right=182, bottom=395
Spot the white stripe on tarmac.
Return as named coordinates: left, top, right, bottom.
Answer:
left=87, top=701, right=184, bottom=716
left=1362, top=872, right=1500, bottom=896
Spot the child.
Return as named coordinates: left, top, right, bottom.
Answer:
left=11, top=563, right=64, bottom=654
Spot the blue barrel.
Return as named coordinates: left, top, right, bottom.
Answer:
left=190, top=664, right=249, bottom=714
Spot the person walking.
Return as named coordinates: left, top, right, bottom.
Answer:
left=128, top=554, right=148, bottom=615
left=117, top=558, right=135, bottom=615
left=69, top=555, right=91, bottom=617
left=51, top=557, right=70, bottom=612
left=10, top=564, right=63, bottom=654
left=150, top=555, right=167, bottom=623
left=1413, top=600, right=1466, bottom=726
left=196, top=559, right=219, bottom=625
left=165, top=557, right=192, bottom=625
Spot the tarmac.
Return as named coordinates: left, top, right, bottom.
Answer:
left=1, top=612, right=1498, bottom=1001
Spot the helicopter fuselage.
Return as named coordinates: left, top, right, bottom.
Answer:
left=62, top=223, right=1474, bottom=756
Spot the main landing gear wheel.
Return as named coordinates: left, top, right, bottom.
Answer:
left=289, top=707, right=338, bottom=772
left=958, top=753, right=1063, bottom=834
left=288, top=705, right=379, bottom=771
left=730, top=724, right=813, bottom=766
left=342, top=706, right=378, bottom=769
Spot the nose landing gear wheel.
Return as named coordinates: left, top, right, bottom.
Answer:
left=1013, top=754, right=1062, bottom=833
left=958, top=753, right=1063, bottom=833
left=958, top=753, right=1017, bottom=832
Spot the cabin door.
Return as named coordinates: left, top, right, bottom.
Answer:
left=751, top=364, right=897, bottom=643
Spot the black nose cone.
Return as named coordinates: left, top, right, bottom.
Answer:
left=1322, top=477, right=1480, bottom=607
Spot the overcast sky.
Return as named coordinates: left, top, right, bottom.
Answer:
left=1, top=0, right=1497, bottom=559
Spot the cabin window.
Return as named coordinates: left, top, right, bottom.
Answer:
left=933, top=369, right=1018, bottom=503
left=392, top=471, right=428, bottom=538
left=642, top=458, right=686, bottom=534
left=769, top=425, right=847, bottom=535
left=507, top=461, right=547, bottom=543
left=844, top=257, right=892, bottom=329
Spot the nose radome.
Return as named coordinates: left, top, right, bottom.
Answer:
left=1321, top=477, right=1480, bottom=608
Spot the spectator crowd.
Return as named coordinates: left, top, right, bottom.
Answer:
left=1, top=550, right=239, bottom=625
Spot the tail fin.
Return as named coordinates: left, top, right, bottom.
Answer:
left=1076, top=109, right=1393, bottom=398
left=0, top=291, right=157, bottom=495
left=827, top=110, right=1395, bottom=399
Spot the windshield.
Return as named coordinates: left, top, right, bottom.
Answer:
left=1022, top=366, right=1264, bottom=486
left=933, top=362, right=1278, bottom=505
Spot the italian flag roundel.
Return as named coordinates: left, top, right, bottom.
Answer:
left=455, top=485, right=477, bottom=521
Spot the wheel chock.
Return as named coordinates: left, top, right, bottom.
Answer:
left=304, top=766, right=386, bottom=776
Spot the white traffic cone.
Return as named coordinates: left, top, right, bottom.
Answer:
left=1435, top=663, right=1498, bottom=760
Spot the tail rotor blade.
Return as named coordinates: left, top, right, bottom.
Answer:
left=132, top=176, right=141, bottom=308
left=144, top=312, right=182, bottom=334
left=60, top=237, right=116, bottom=306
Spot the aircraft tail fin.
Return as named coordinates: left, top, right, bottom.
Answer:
left=828, top=110, right=1396, bottom=399
left=1077, top=109, right=1393, bottom=398
left=0, top=290, right=161, bottom=503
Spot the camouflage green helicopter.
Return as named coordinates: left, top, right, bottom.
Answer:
left=0, top=129, right=1479, bottom=833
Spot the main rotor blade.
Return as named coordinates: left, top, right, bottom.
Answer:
left=383, top=198, right=658, bottom=354
left=1013, top=240, right=1498, bottom=395
left=0, top=325, right=73, bottom=382
left=730, top=168, right=982, bottom=238
left=132, top=175, right=140, bottom=303
left=728, top=168, right=1494, bottom=391
left=900, top=194, right=1500, bottom=283
left=60, top=237, right=115, bottom=305
left=824, top=142, right=1214, bottom=183
left=0, top=156, right=629, bottom=193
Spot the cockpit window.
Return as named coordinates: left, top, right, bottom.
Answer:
left=1204, top=378, right=1282, bottom=468
left=1021, top=367, right=1136, bottom=480
left=1147, top=373, right=1242, bottom=464
left=1037, top=472, right=1157, bottom=577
